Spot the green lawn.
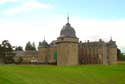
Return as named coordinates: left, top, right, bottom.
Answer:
left=0, top=64, right=125, bottom=84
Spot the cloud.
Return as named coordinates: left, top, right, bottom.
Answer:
left=4, top=0, right=53, bottom=16
left=0, top=0, right=17, bottom=4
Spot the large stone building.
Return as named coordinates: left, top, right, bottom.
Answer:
left=79, top=39, right=117, bottom=64
left=15, top=17, right=117, bottom=65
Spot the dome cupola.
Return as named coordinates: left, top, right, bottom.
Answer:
left=60, top=16, right=76, bottom=38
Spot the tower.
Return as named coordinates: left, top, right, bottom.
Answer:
left=56, top=16, right=79, bottom=65
left=107, top=38, right=117, bottom=64
left=38, top=39, right=49, bottom=64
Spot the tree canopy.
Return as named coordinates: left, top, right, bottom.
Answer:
left=117, top=48, right=124, bottom=60
left=15, top=46, right=23, bottom=51
left=0, top=40, right=15, bottom=63
left=25, top=41, right=36, bottom=51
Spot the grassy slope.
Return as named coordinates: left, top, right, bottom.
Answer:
left=0, top=64, right=125, bottom=84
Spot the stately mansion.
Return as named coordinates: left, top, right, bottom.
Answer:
left=15, top=17, right=117, bottom=65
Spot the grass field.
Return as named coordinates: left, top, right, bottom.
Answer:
left=0, top=64, right=125, bottom=84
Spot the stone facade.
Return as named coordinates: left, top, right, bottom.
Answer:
left=57, top=37, right=79, bottom=65
left=38, top=40, right=57, bottom=64
left=79, top=39, right=117, bottom=64
left=15, top=51, right=38, bottom=63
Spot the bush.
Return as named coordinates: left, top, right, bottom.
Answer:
left=15, top=57, right=23, bottom=64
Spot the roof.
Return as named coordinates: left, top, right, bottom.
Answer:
left=15, top=51, right=38, bottom=57
left=60, top=17, right=76, bottom=38
left=38, top=40, right=49, bottom=48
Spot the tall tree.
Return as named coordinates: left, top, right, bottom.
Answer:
left=25, top=41, right=32, bottom=50
left=0, top=40, right=15, bottom=64
left=25, top=41, right=36, bottom=51
left=0, top=44, right=4, bottom=63
left=32, top=42, right=36, bottom=51
left=117, top=48, right=124, bottom=60
left=15, top=46, right=23, bottom=51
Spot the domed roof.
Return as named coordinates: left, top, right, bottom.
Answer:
left=60, top=17, right=76, bottom=38
left=38, top=40, right=49, bottom=48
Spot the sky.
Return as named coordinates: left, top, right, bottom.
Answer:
left=0, top=0, right=125, bottom=52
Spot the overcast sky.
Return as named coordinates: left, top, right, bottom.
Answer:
left=0, top=0, right=125, bottom=52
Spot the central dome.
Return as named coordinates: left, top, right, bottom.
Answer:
left=60, top=17, right=76, bottom=38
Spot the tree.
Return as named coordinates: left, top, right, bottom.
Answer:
left=25, top=41, right=36, bottom=51
left=32, top=42, right=36, bottom=51
left=117, top=48, right=124, bottom=60
left=0, top=40, right=15, bottom=64
left=15, top=46, right=23, bottom=51
left=25, top=41, right=32, bottom=50
left=0, top=44, right=4, bottom=63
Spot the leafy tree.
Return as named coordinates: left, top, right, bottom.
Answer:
left=25, top=41, right=32, bottom=50
left=117, top=48, right=124, bottom=60
left=15, top=46, right=23, bottom=51
left=32, top=42, right=36, bottom=51
left=0, top=40, right=15, bottom=64
left=0, top=44, right=4, bottom=63
left=25, top=41, right=36, bottom=51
